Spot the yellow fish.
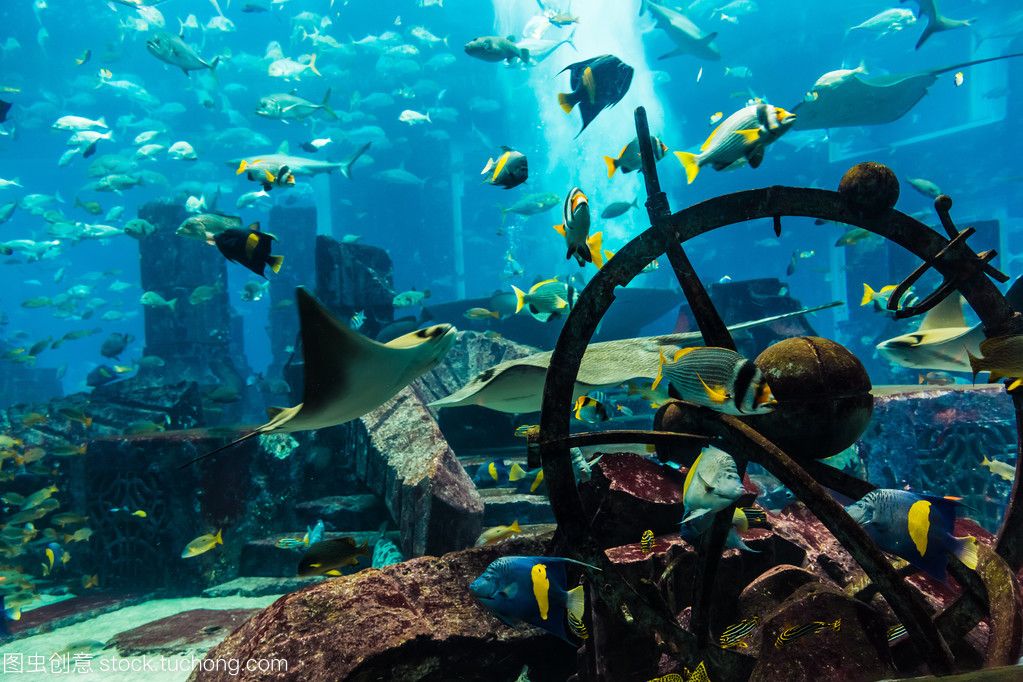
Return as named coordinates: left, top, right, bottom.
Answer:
left=181, top=529, right=223, bottom=558
left=475, top=520, right=522, bottom=546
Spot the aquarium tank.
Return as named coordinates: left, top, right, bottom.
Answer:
left=2, top=0, right=1023, bottom=680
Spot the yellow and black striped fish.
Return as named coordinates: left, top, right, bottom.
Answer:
left=718, top=616, right=760, bottom=649
left=568, top=611, right=589, bottom=640
left=887, top=623, right=907, bottom=643
left=774, top=619, right=841, bottom=648
left=641, top=529, right=655, bottom=553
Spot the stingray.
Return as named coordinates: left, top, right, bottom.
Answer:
left=429, top=301, right=841, bottom=414
left=793, top=53, right=1023, bottom=131
left=182, top=287, right=457, bottom=466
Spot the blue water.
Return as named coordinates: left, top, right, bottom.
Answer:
left=0, top=0, right=1021, bottom=391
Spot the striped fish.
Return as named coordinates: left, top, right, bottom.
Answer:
left=774, top=619, right=841, bottom=648
left=653, top=346, right=776, bottom=416
left=887, top=623, right=907, bottom=643
left=568, top=611, right=589, bottom=640
left=718, top=616, right=759, bottom=649
left=640, top=529, right=655, bottom=553
left=674, top=103, right=796, bottom=184
left=553, top=187, right=603, bottom=268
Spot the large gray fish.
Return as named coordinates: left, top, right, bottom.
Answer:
left=463, top=36, right=529, bottom=64
left=146, top=31, right=219, bottom=74
left=639, top=0, right=720, bottom=61
left=234, top=142, right=372, bottom=180
left=256, top=90, right=337, bottom=121
left=429, top=302, right=841, bottom=414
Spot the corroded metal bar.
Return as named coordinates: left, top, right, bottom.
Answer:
left=539, top=430, right=709, bottom=450
left=538, top=176, right=1021, bottom=676
left=704, top=414, right=957, bottom=674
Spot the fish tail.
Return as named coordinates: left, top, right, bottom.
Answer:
left=673, top=151, right=700, bottom=184
left=168, top=298, right=177, bottom=312
left=509, top=462, right=526, bottom=482
left=321, top=88, right=338, bottom=119
left=214, top=529, right=223, bottom=546
left=966, top=347, right=983, bottom=381
left=955, top=535, right=979, bottom=570
left=308, top=53, right=321, bottom=76
left=268, top=255, right=284, bottom=273
left=512, top=285, right=526, bottom=314
left=510, top=519, right=521, bottom=533
left=557, top=91, right=577, bottom=114
left=566, top=584, right=585, bottom=622
left=587, top=231, right=604, bottom=268
left=603, top=155, right=617, bottom=178
left=861, top=283, right=875, bottom=306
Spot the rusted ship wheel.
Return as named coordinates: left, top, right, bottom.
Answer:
left=534, top=107, right=1023, bottom=680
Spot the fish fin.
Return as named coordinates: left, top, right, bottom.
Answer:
left=674, top=151, right=700, bottom=184
left=954, top=535, right=979, bottom=570
left=680, top=507, right=712, bottom=526
left=340, top=141, right=371, bottom=180
left=747, top=145, right=765, bottom=169
left=512, top=285, right=526, bottom=314
left=733, top=128, right=761, bottom=143
left=698, top=374, right=728, bottom=403
left=481, top=157, right=495, bottom=175
left=552, top=296, right=568, bottom=310
left=918, top=291, right=968, bottom=331
left=235, top=160, right=248, bottom=175
left=320, top=88, right=337, bottom=118
left=966, top=347, right=983, bottom=381
left=214, top=529, right=223, bottom=545
left=553, top=223, right=566, bottom=237
left=557, top=92, right=575, bottom=113
left=603, top=156, right=617, bottom=178
left=861, top=283, right=875, bottom=306
left=269, top=255, right=284, bottom=273
left=509, top=520, right=521, bottom=533
left=308, top=53, right=321, bottom=76
left=509, top=462, right=526, bottom=481
left=587, top=232, right=603, bottom=269
left=565, top=585, right=585, bottom=621
left=651, top=349, right=666, bottom=391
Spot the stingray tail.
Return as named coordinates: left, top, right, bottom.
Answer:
left=925, top=52, right=1023, bottom=75
left=178, top=428, right=263, bottom=469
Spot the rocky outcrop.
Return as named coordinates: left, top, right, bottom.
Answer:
left=192, top=533, right=576, bottom=682
left=358, top=385, right=483, bottom=557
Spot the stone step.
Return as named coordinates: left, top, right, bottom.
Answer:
left=478, top=488, right=555, bottom=527
left=202, top=576, right=324, bottom=598
left=238, top=530, right=399, bottom=578
left=295, top=495, right=389, bottom=531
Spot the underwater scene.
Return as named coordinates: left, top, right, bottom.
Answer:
left=3, top=0, right=1023, bottom=680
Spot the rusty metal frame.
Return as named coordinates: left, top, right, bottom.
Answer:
left=537, top=106, right=1023, bottom=678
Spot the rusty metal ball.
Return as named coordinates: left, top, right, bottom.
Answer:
left=838, top=162, right=900, bottom=217
left=743, top=337, right=873, bottom=461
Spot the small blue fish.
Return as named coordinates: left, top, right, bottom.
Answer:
left=845, top=489, right=978, bottom=581
left=514, top=467, right=546, bottom=495
left=470, top=556, right=593, bottom=644
left=350, top=310, right=365, bottom=330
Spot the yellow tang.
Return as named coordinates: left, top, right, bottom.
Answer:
left=907, top=499, right=931, bottom=557
left=531, top=563, right=550, bottom=621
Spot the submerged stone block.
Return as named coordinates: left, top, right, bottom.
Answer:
left=315, top=235, right=394, bottom=340
left=193, top=534, right=576, bottom=682
left=358, top=385, right=483, bottom=556
left=112, top=608, right=259, bottom=656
